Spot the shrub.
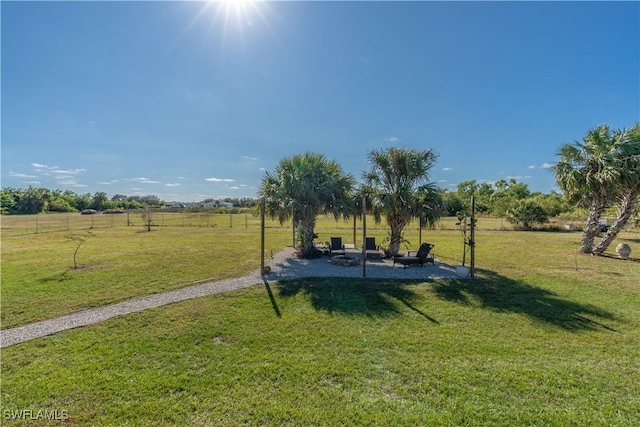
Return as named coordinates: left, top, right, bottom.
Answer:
left=507, top=199, right=549, bottom=230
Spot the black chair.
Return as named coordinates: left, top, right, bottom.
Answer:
left=329, top=237, right=346, bottom=256
left=365, top=237, right=383, bottom=259
left=393, top=243, right=435, bottom=268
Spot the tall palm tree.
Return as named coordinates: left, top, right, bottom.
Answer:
left=259, top=152, right=355, bottom=258
left=593, top=123, right=640, bottom=254
left=361, top=147, right=442, bottom=257
left=553, top=125, right=628, bottom=253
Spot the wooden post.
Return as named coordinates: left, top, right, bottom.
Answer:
left=261, top=199, right=265, bottom=275
left=292, top=204, right=295, bottom=247
left=470, top=196, right=476, bottom=279
left=362, top=196, right=367, bottom=278
left=353, top=214, right=357, bottom=248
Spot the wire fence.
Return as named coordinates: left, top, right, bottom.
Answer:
left=0, top=211, right=634, bottom=237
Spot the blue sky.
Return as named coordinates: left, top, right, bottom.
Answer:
left=2, top=1, right=638, bottom=202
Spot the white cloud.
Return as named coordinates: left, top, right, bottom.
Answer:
left=442, top=167, right=452, bottom=171
left=31, top=163, right=85, bottom=175
left=229, top=186, right=241, bottom=190
left=58, top=179, right=86, bottom=187
left=127, top=177, right=161, bottom=184
left=386, top=136, right=399, bottom=143
left=241, top=156, right=258, bottom=161
left=51, top=168, right=86, bottom=175
left=541, top=162, right=554, bottom=169
left=206, top=177, right=234, bottom=182
left=505, top=175, right=532, bottom=180
left=166, top=183, right=181, bottom=187
left=57, top=179, right=78, bottom=185
left=528, top=165, right=536, bottom=169
left=31, top=162, right=55, bottom=169
left=8, top=172, right=37, bottom=178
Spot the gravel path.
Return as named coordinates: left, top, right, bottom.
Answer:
left=0, top=247, right=458, bottom=348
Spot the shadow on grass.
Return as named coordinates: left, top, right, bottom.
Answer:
left=277, top=278, right=438, bottom=323
left=263, top=279, right=282, bottom=318
left=433, top=269, right=618, bottom=332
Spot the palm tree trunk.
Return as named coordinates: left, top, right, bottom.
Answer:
left=580, top=197, right=607, bottom=254
left=593, top=190, right=639, bottom=255
left=387, top=217, right=406, bottom=257
left=296, top=216, right=317, bottom=258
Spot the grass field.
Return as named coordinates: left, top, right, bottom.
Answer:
left=1, top=216, right=639, bottom=425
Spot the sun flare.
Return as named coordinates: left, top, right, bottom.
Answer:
left=187, top=0, right=270, bottom=48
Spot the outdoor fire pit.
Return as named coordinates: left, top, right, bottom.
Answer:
left=330, top=255, right=360, bottom=267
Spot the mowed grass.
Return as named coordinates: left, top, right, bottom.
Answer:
left=1, top=218, right=640, bottom=425
left=0, top=225, right=288, bottom=328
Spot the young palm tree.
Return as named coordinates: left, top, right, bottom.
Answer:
left=553, top=125, right=629, bottom=253
left=259, top=152, right=355, bottom=258
left=593, top=123, right=640, bottom=255
left=362, top=147, right=442, bottom=257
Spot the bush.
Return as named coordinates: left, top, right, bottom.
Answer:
left=507, top=199, right=549, bottom=230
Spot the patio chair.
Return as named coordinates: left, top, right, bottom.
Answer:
left=365, top=237, right=383, bottom=260
left=393, top=243, right=435, bottom=268
left=329, top=237, right=346, bottom=256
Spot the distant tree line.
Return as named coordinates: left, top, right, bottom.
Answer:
left=0, top=187, right=261, bottom=215
left=0, top=187, right=162, bottom=214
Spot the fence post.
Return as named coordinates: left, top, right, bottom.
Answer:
left=362, top=196, right=367, bottom=278
left=229, top=213, right=232, bottom=228
left=470, top=196, right=476, bottom=279
left=261, top=199, right=265, bottom=274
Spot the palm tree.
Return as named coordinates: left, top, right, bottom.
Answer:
left=361, top=147, right=442, bottom=257
left=593, top=123, right=640, bottom=254
left=553, top=125, right=629, bottom=253
left=259, top=152, right=356, bottom=258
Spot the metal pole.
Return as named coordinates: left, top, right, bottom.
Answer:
left=261, top=199, right=265, bottom=275
left=353, top=214, right=357, bottom=248
left=362, top=196, right=367, bottom=278
left=470, top=196, right=476, bottom=279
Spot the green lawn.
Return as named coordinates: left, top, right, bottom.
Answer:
left=1, top=220, right=639, bottom=425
